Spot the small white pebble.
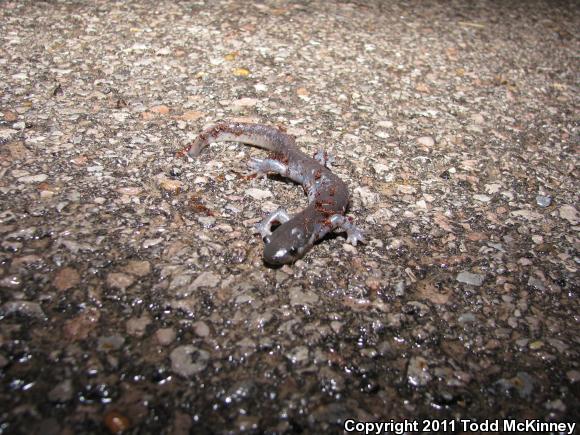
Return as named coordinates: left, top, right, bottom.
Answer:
left=343, top=243, right=357, bottom=253
left=416, top=136, right=435, bottom=147
left=244, top=188, right=272, bottom=200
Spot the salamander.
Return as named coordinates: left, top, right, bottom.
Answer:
left=187, top=122, right=364, bottom=265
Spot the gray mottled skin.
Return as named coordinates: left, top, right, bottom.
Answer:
left=188, top=122, right=364, bottom=265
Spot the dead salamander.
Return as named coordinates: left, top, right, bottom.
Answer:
left=188, top=122, right=364, bottom=265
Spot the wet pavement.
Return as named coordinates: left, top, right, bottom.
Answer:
left=0, top=0, right=578, bottom=433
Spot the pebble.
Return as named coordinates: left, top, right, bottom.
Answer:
left=149, top=104, right=170, bottom=114
left=296, top=87, right=309, bottom=97
left=223, top=380, right=256, bottom=404
left=0, top=275, right=22, bottom=289
left=244, top=188, right=273, bottom=200
left=234, top=416, right=259, bottom=432
left=398, top=185, right=416, bottom=194
left=0, top=128, right=18, bottom=139
left=566, top=370, right=580, bottom=383
left=63, top=308, right=100, bottom=341
left=122, top=260, right=151, bottom=277
left=53, top=267, right=80, bottom=291
left=458, top=312, right=477, bottom=324
left=231, top=97, right=258, bottom=107
left=3, top=110, right=18, bottom=121
left=12, top=169, right=30, bottom=178
left=415, top=199, right=427, bottom=210
left=237, top=338, right=257, bottom=357
left=285, top=346, right=309, bottom=364
left=18, top=174, right=48, bottom=183
left=103, top=410, right=131, bottom=433
left=535, top=194, right=551, bottom=207
left=126, top=314, right=151, bottom=337
left=169, top=274, right=193, bottom=292
left=97, top=335, right=125, bottom=351
left=170, top=345, right=210, bottom=377
left=405, top=301, right=430, bottom=317
left=456, top=271, right=485, bottom=286
left=511, top=209, right=543, bottom=220
left=515, top=338, right=529, bottom=348
left=377, top=120, right=393, bottom=128
left=189, top=271, right=220, bottom=289
left=513, top=372, right=535, bottom=398
left=197, top=216, right=216, bottom=227
left=343, top=243, right=357, bottom=253
left=155, top=328, right=176, bottom=346
left=330, top=321, right=343, bottom=334
left=394, top=281, right=406, bottom=297
left=289, top=286, right=319, bottom=306
left=485, top=183, right=502, bottom=194
left=48, top=379, right=74, bottom=402
left=473, top=194, right=491, bottom=202
left=353, top=186, right=380, bottom=207
left=180, top=110, right=204, bottom=121
left=547, top=338, right=567, bottom=353
left=193, top=176, right=208, bottom=185
left=0, top=210, right=17, bottom=224
left=527, top=276, right=546, bottom=291
left=106, top=273, right=135, bottom=291
left=544, top=399, right=566, bottom=412
left=143, top=238, right=163, bottom=248
left=372, top=162, right=389, bottom=173
left=6, top=227, right=36, bottom=240
left=416, top=136, right=435, bottom=147
left=407, top=356, right=431, bottom=386
left=8, top=249, right=36, bottom=265
left=117, top=186, right=142, bottom=196
left=559, top=204, right=578, bottom=224
left=86, top=165, right=103, bottom=173
left=193, top=321, right=210, bottom=337
left=1, top=301, right=45, bottom=318
left=2, top=240, right=22, bottom=251
left=157, top=177, right=184, bottom=194
left=360, top=347, right=378, bottom=358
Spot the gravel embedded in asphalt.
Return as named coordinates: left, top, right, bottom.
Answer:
left=0, top=0, right=578, bottom=433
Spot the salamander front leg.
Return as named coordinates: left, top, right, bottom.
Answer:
left=329, top=214, right=365, bottom=245
left=313, top=149, right=335, bottom=169
left=248, top=158, right=289, bottom=178
left=255, top=208, right=291, bottom=241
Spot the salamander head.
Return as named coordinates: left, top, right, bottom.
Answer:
left=263, top=223, right=308, bottom=265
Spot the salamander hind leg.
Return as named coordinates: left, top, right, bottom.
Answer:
left=313, top=149, right=335, bottom=169
left=255, top=208, right=291, bottom=240
left=248, top=158, right=289, bottom=178
left=329, top=214, right=365, bottom=245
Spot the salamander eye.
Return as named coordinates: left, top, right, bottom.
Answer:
left=263, top=235, right=271, bottom=244
left=288, top=247, right=298, bottom=256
